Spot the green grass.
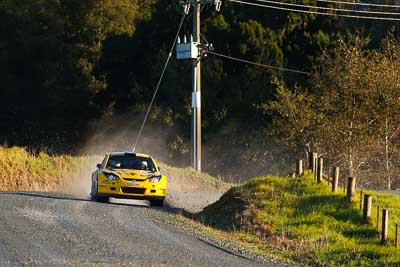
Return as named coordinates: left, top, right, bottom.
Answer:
left=197, top=173, right=400, bottom=266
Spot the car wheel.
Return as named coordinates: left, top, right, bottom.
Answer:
left=149, top=199, right=164, bottom=207
left=96, top=196, right=109, bottom=203
left=90, top=176, right=108, bottom=203
left=90, top=177, right=98, bottom=200
left=91, top=194, right=109, bottom=203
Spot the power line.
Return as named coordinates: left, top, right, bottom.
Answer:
left=255, top=0, right=400, bottom=16
left=316, top=0, right=400, bottom=9
left=133, top=13, right=187, bottom=152
left=227, top=0, right=400, bottom=20
left=207, top=50, right=310, bottom=75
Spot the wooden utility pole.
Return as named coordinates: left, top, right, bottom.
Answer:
left=192, top=0, right=201, bottom=171
left=178, top=1, right=221, bottom=172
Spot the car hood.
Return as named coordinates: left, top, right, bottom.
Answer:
left=105, top=169, right=160, bottom=180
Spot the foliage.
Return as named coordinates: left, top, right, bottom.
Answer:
left=0, top=0, right=148, bottom=150
left=267, top=34, right=400, bottom=188
left=1, top=0, right=400, bottom=181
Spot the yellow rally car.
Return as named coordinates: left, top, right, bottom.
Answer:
left=90, top=152, right=167, bottom=207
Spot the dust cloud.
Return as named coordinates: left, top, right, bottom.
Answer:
left=65, top=110, right=293, bottom=199
left=64, top=156, right=99, bottom=198
left=79, top=110, right=177, bottom=162
left=201, top=119, right=294, bottom=182
left=64, top=110, right=181, bottom=198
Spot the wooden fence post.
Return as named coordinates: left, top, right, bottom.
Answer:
left=296, top=159, right=303, bottom=177
left=363, top=194, right=372, bottom=223
left=332, top=167, right=339, bottom=192
left=312, top=152, right=318, bottom=174
left=377, top=205, right=380, bottom=235
left=317, top=158, right=323, bottom=183
left=327, top=167, right=331, bottom=185
left=346, top=177, right=356, bottom=203
left=382, top=209, right=389, bottom=244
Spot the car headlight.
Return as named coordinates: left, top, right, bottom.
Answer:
left=104, top=172, right=119, bottom=180
left=148, top=175, right=162, bottom=183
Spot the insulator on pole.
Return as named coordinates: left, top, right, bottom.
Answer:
left=190, top=35, right=193, bottom=42
left=215, top=0, right=222, bottom=11
left=183, top=35, right=187, bottom=43
left=177, top=36, right=181, bottom=44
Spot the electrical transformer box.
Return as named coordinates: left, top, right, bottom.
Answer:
left=176, top=42, right=199, bottom=60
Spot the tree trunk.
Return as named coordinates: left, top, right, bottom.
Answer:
left=349, top=121, right=354, bottom=177
left=385, top=118, right=391, bottom=190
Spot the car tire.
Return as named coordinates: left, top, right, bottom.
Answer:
left=149, top=199, right=164, bottom=207
left=90, top=179, right=98, bottom=201
left=91, top=194, right=109, bottom=203
left=90, top=175, right=108, bottom=203
left=96, top=196, right=109, bottom=203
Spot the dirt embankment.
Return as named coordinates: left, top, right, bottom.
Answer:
left=160, top=164, right=230, bottom=212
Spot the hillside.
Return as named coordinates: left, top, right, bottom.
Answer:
left=197, top=173, right=400, bottom=266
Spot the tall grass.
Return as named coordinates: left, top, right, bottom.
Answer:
left=0, top=146, right=99, bottom=192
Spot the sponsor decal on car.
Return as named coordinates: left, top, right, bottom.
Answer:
left=126, top=182, right=140, bottom=187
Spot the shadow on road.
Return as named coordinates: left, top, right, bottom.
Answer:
left=0, top=191, right=173, bottom=210
left=0, top=192, right=200, bottom=216
left=0, top=192, right=91, bottom=202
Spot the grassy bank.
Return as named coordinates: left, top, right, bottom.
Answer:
left=197, top=173, right=400, bottom=266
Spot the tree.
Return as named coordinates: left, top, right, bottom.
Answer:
left=266, top=33, right=400, bottom=188
left=0, top=0, right=143, bottom=150
left=368, top=35, right=400, bottom=189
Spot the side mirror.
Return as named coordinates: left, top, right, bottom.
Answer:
left=96, top=163, right=102, bottom=169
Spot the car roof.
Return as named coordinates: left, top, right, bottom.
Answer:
left=108, top=152, right=151, bottom=158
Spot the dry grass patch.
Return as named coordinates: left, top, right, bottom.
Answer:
left=0, top=146, right=99, bottom=193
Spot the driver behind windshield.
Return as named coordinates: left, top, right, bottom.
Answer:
left=107, top=155, right=155, bottom=171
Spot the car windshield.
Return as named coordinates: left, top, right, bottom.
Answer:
left=106, top=155, right=156, bottom=171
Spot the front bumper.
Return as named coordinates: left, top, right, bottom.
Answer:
left=97, top=179, right=166, bottom=200
left=95, top=193, right=165, bottom=201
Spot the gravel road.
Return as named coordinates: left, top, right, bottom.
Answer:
left=0, top=192, right=288, bottom=267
